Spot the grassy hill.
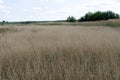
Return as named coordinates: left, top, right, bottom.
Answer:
left=0, top=19, right=120, bottom=27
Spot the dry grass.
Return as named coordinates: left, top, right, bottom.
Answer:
left=1, top=19, right=120, bottom=27
left=0, top=25, right=120, bottom=80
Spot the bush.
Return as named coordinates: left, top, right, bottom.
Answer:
left=66, top=16, right=76, bottom=22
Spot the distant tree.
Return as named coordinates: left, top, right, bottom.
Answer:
left=78, top=11, right=120, bottom=22
left=78, top=12, right=94, bottom=21
left=78, top=17, right=85, bottom=22
left=66, top=16, right=76, bottom=22
left=84, top=12, right=93, bottom=21
left=2, top=20, right=5, bottom=23
left=104, top=11, right=119, bottom=19
left=91, top=11, right=102, bottom=21
left=1, top=20, right=6, bottom=25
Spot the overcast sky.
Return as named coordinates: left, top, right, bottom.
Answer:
left=0, top=0, right=120, bottom=21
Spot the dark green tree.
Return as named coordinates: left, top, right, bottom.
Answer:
left=66, top=16, right=76, bottom=22
left=2, top=20, right=5, bottom=23
left=78, top=11, right=120, bottom=22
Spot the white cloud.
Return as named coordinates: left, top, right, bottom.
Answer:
left=0, top=0, right=120, bottom=21
left=32, top=7, right=41, bottom=10
left=34, top=0, right=120, bottom=20
left=81, top=0, right=120, bottom=13
left=2, top=9, right=10, bottom=14
left=41, top=0, right=66, bottom=3
left=0, top=6, right=11, bottom=15
left=0, top=0, right=11, bottom=15
left=0, top=0, right=4, bottom=4
left=0, top=5, right=4, bottom=8
left=54, top=0, right=66, bottom=2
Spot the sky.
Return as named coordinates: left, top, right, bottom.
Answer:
left=0, top=0, right=120, bottom=21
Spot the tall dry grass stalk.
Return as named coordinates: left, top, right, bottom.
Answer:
left=0, top=25, right=120, bottom=80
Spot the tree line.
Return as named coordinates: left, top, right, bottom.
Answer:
left=66, top=11, right=120, bottom=22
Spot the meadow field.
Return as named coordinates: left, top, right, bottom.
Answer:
left=0, top=24, right=120, bottom=80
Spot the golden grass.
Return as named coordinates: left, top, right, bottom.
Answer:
left=0, top=25, right=120, bottom=80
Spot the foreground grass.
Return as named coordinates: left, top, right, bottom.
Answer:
left=0, top=25, right=120, bottom=80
